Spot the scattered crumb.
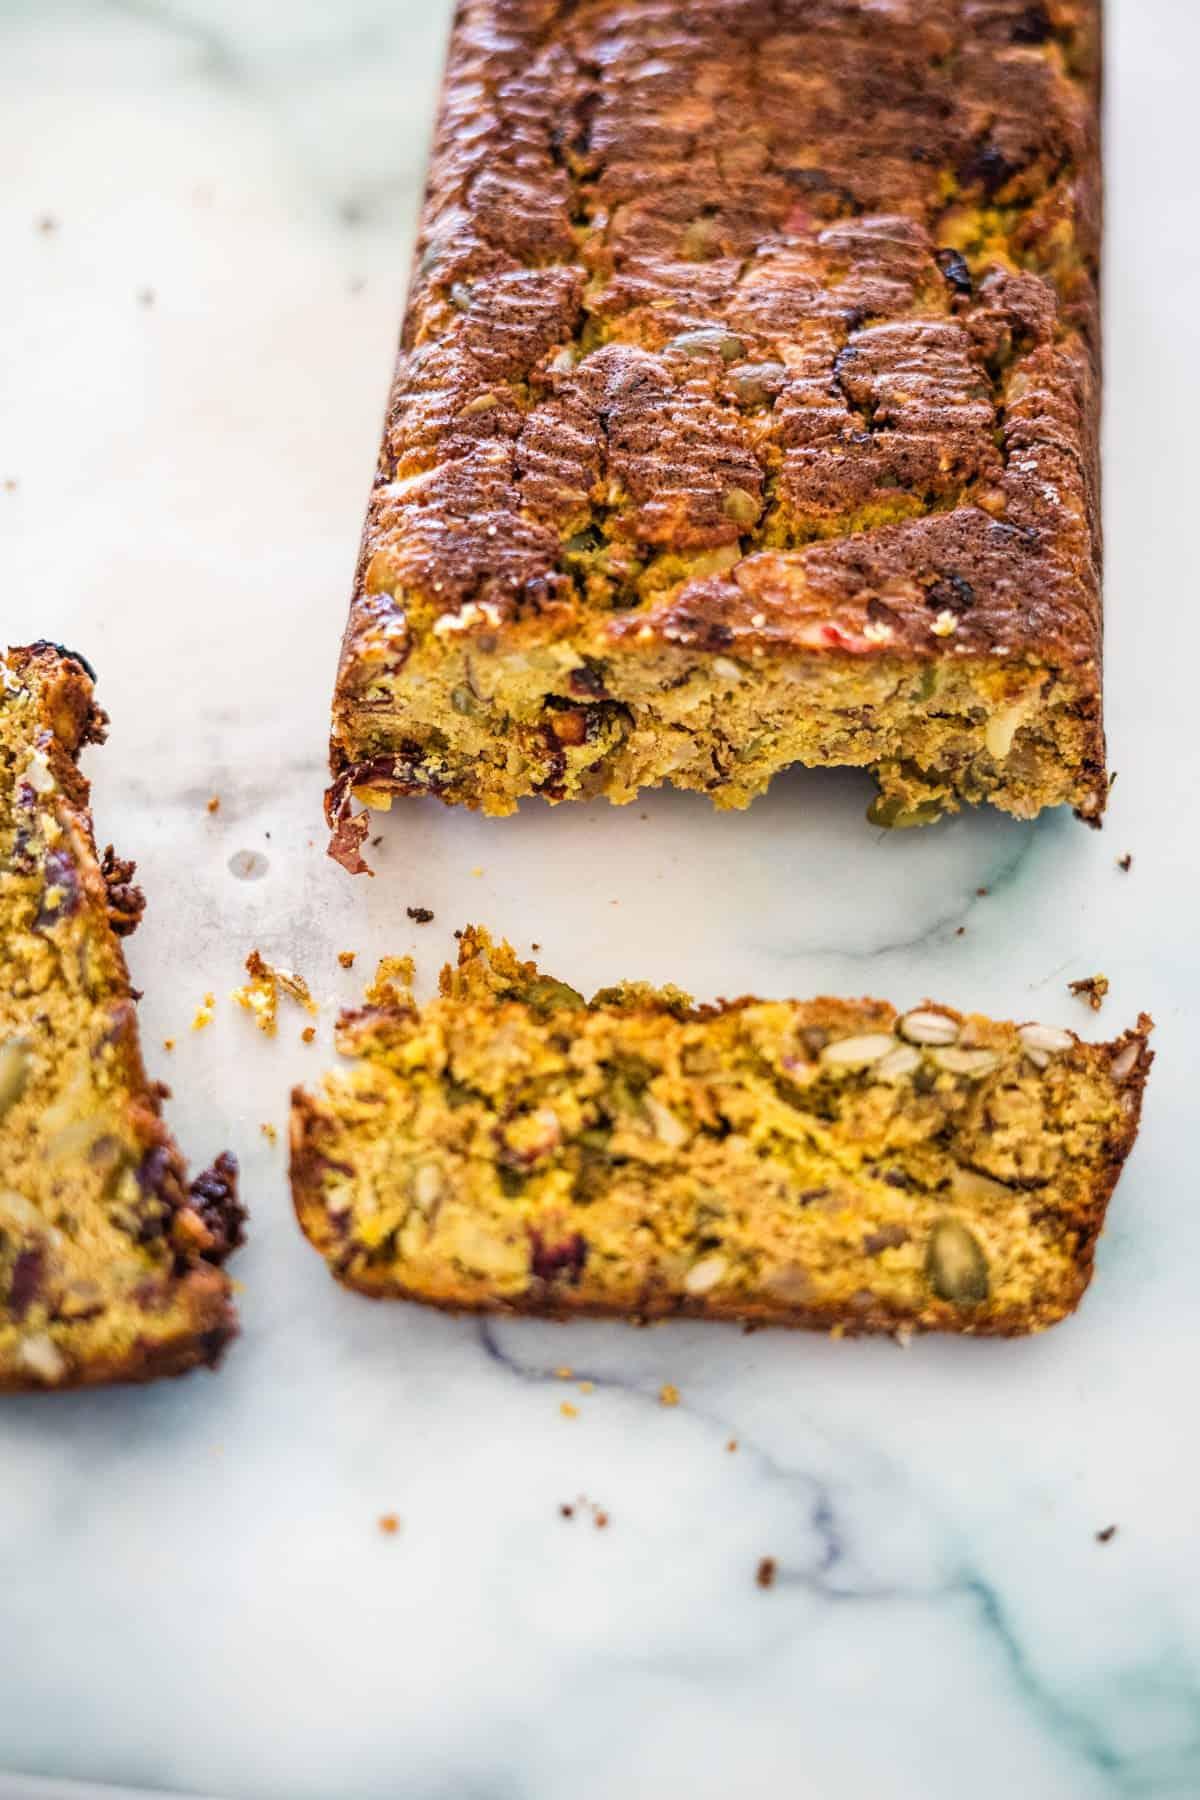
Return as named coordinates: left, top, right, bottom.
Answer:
left=559, top=1503, right=574, bottom=1519
left=725, top=1438, right=738, bottom=1453
left=378, top=1513, right=401, bottom=1536
left=555, top=1365, right=573, bottom=1379
left=338, top=950, right=356, bottom=969
left=192, top=993, right=215, bottom=1031
left=559, top=1496, right=609, bottom=1528
left=1068, top=974, right=1109, bottom=1012
left=955, top=925, right=966, bottom=937
left=3, top=478, right=17, bottom=493
left=471, top=865, right=483, bottom=877
left=659, top=1383, right=680, bottom=1407
left=233, top=950, right=317, bottom=1035
left=1117, top=853, right=1133, bottom=873
left=370, top=834, right=383, bottom=847
left=36, top=213, right=58, bottom=233
left=577, top=1380, right=594, bottom=1395
left=301, top=1026, right=316, bottom=1044
left=531, top=942, right=541, bottom=952
left=756, top=1557, right=777, bottom=1590
left=1096, top=1524, right=1118, bottom=1544
left=162, top=1038, right=175, bottom=1052
left=560, top=1401, right=579, bottom=1419
left=976, top=886, right=989, bottom=897
left=138, top=286, right=155, bottom=307
left=594, top=1510, right=610, bottom=1530
left=260, top=1122, right=278, bottom=1147
left=407, top=906, right=435, bottom=924
left=206, top=795, right=220, bottom=814
left=366, top=955, right=415, bottom=1006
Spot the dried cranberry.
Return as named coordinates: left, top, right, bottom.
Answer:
left=925, top=572, right=976, bottom=614
left=530, top=1230, right=588, bottom=1284
left=8, top=1247, right=44, bottom=1319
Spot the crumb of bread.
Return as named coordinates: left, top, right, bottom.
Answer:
left=301, top=1026, right=316, bottom=1044
left=1069, top=974, right=1109, bottom=1012
left=365, top=956, right=415, bottom=1007
left=233, top=950, right=317, bottom=1035
left=555, top=1365, right=573, bottom=1379
left=726, top=1439, right=738, bottom=1453
left=192, top=994, right=215, bottom=1030
left=338, top=951, right=356, bottom=969
left=206, top=796, right=220, bottom=814
left=378, top=1513, right=401, bottom=1535
left=1118, top=854, right=1133, bottom=872
left=659, top=1383, right=680, bottom=1407
left=260, top=1123, right=278, bottom=1146
left=560, top=1401, right=578, bottom=1419
left=407, top=906, right=435, bottom=924
left=163, top=1038, right=175, bottom=1052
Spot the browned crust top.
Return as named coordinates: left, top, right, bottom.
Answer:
left=339, top=0, right=1102, bottom=697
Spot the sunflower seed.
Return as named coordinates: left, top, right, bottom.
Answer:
left=1018, top=1022, right=1075, bottom=1055
left=899, top=1009, right=960, bottom=1046
left=820, top=1033, right=898, bottom=1068
left=930, top=1046, right=1001, bottom=1077
left=1110, top=1040, right=1142, bottom=1082
left=684, top=1253, right=729, bottom=1295
left=926, top=1219, right=989, bottom=1305
left=875, top=1044, right=922, bottom=1081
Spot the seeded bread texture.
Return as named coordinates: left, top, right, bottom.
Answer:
left=290, top=929, right=1150, bottom=1337
left=329, top=0, right=1105, bottom=870
left=0, top=644, right=243, bottom=1390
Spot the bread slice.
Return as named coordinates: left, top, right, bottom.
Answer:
left=291, top=928, right=1150, bottom=1337
left=1, top=643, right=243, bottom=1389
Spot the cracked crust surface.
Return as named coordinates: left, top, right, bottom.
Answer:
left=1, top=644, right=243, bottom=1390
left=291, top=928, right=1150, bottom=1337
left=330, top=0, right=1105, bottom=865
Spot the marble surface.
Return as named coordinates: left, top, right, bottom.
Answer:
left=2, top=2, right=1199, bottom=1796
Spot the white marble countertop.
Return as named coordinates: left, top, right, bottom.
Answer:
left=2, top=3, right=1199, bottom=1796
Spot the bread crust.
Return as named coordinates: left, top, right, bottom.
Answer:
left=330, top=0, right=1105, bottom=858
left=1, top=644, right=243, bottom=1390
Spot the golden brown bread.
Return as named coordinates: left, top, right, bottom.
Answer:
left=330, top=0, right=1105, bottom=868
left=291, top=929, right=1150, bottom=1338
left=1, top=644, right=243, bottom=1389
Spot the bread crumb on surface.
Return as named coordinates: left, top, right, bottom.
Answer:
left=162, top=1038, right=175, bottom=1052
left=1069, top=974, right=1109, bottom=1012
left=301, top=1026, right=316, bottom=1044
left=233, top=950, right=317, bottom=1035
left=726, top=1438, right=739, bottom=1453
left=1117, top=853, right=1133, bottom=872
left=378, top=1513, right=401, bottom=1535
left=560, top=1401, right=578, bottom=1419
left=260, top=1123, right=278, bottom=1146
left=338, top=951, right=356, bottom=969
left=471, top=866, right=483, bottom=877
left=659, top=1382, right=680, bottom=1407
left=192, top=993, right=215, bottom=1031
left=1096, top=1524, right=1118, bottom=1544
left=206, top=795, right=220, bottom=814
left=407, top=906, right=435, bottom=924
left=756, top=1557, right=777, bottom=1590
left=577, top=1379, right=594, bottom=1394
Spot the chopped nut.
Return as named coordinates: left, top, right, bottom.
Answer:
left=926, top=1218, right=989, bottom=1305
left=659, top=1382, right=680, bottom=1406
left=18, top=1332, right=66, bottom=1384
left=875, top=1044, right=921, bottom=1081
left=1110, top=1040, right=1143, bottom=1082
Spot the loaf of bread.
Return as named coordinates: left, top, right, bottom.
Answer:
left=329, top=0, right=1104, bottom=869
left=291, top=928, right=1150, bottom=1337
left=1, top=644, right=243, bottom=1388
